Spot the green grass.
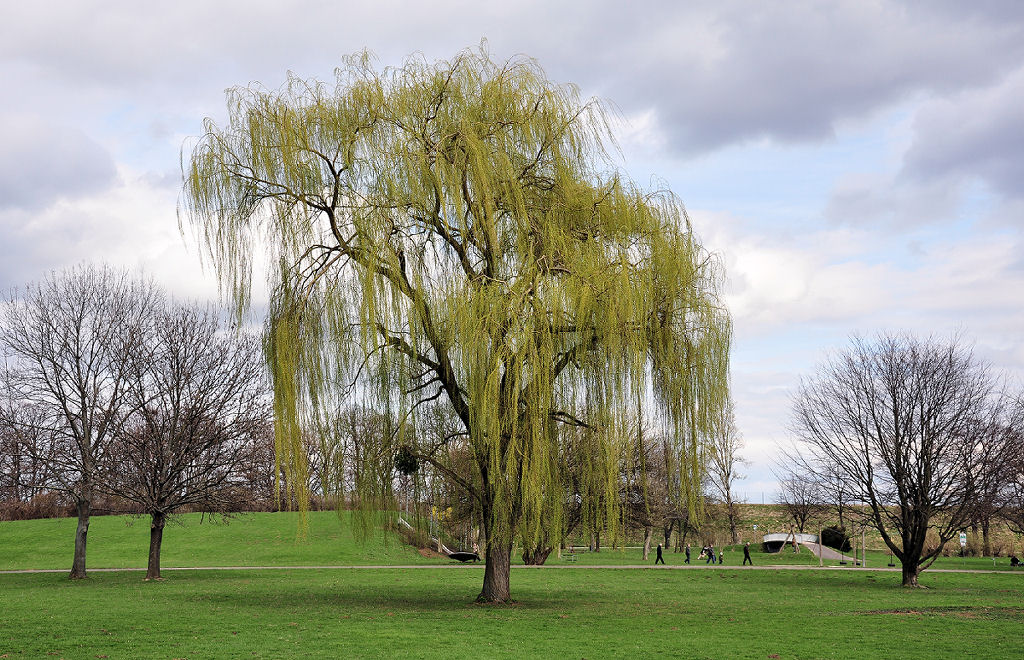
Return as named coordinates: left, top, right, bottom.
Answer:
left=0, top=511, right=438, bottom=571
left=3, top=567, right=1023, bottom=658
left=4, top=514, right=1024, bottom=657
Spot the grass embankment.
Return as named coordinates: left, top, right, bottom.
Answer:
left=3, top=568, right=1024, bottom=658
left=0, top=511, right=436, bottom=571
left=2, top=512, right=1018, bottom=573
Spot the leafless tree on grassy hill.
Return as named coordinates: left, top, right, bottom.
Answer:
left=774, top=468, right=825, bottom=533
left=100, top=302, right=270, bottom=580
left=793, top=333, right=1016, bottom=587
left=708, top=398, right=745, bottom=543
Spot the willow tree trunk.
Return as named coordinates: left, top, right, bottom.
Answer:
left=147, top=511, right=167, bottom=580
left=642, top=526, right=653, bottom=560
left=521, top=545, right=553, bottom=565
left=70, top=497, right=91, bottom=579
left=478, top=540, right=512, bottom=603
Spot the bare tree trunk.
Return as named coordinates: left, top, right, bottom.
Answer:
left=727, top=499, right=738, bottom=544
left=478, top=538, right=512, bottom=603
left=147, top=511, right=166, bottom=580
left=642, top=526, right=652, bottom=561
left=981, top=517, right=991, bottom=557
left=70, top=496, right=91, bottom=579
left=902, top=562, right=920, bottom=587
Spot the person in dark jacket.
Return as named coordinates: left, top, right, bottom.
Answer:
left=684, top=543, right=691, bottom=564
left=743, top=542, right=753, bottom=565
left=655, top=543, right=665, bottom=564
left=706, top=544, right=715, bottom=564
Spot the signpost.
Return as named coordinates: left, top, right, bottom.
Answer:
left=960, top=531, right=967, bottom=568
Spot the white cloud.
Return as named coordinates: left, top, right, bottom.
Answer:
left=0, top=165, right=219, bottom=302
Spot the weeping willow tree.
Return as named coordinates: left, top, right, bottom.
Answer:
left=181, top=46, right=731, bottom=602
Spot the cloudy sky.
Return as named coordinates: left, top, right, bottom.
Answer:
left=3, top=1, right=1024, bottom=498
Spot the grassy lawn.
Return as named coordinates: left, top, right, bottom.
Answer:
left=2, top=567, right=1023, bottom=658
left=4, top=514, right=1024, bottom=658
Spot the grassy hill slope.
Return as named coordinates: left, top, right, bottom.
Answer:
left=0, top=511, right=438, bottom=571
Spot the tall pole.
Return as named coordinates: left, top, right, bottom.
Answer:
left=862, top=528, right=866, bottom=568
left=819, top=527, right=823, bottom=568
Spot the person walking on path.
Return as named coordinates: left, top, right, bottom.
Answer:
left=655, top=543, right=665, bottom=564
left=719, top=548, right=724, bottom=565
left=706, top=545, right=715, bottom=564
left=684, top=543, right=691, bottom=564
left=743, top=542, right=753, bottom=566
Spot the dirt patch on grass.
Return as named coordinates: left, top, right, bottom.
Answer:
left=416, top=548, right=445, bottom=559
left=860, top=606, right=1024, bottom=619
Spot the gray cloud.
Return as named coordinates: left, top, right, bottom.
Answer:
left=6, top=2, right=1024, bottom=160
left=0, top=115, right=116, bottom=210
left=903, top=66, right=1024, bottom=200
left=601, top=3, right=1024, bottom=154
left=824, top=175, right=964, bottom=229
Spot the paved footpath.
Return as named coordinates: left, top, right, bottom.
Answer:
left=3, top=564, right=1021, bottom=575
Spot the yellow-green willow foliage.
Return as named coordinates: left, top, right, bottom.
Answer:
left=181, top=46, right=731, bottom=601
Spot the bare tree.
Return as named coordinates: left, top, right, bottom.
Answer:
left=1001, top=433, right=1024, bottom=535
left=622, top=416, right=662, bottom=560
left=708, top=398, right=745, bottom=543
left=991, top=411, right=1024, bottom=536
left=792, top=333, right=1014, bottom=587
left=774, top=469, right=825, bottom=533
left=813, top=461, right=853, bottom=531
left=782, top=443, right=853, bottom=531
left=0, top=402, right=56, bottom=507
left=0, top=265, right=160, bottom=578
left=965, top=419, right=1021, bottom=556
left=100, top=302, right=270, bottom=579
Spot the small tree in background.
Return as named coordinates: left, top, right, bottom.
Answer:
left=708, top=397, right=745, bottom=543
left=774, top=469, right=825, bottom=533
